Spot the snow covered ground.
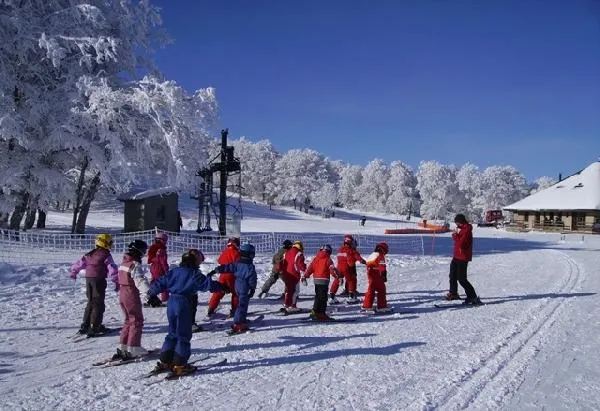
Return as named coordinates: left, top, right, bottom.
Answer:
left=1, top=199, right=599, bottom=410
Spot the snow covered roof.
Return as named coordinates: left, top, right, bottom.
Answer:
left=117, top=187, right=178, bottom=201
left=504, top=161, right=600, bottom=211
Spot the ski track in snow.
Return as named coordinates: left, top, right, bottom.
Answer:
left=419, top=249, right=584, bottom=410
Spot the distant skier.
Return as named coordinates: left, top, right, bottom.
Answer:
left=208, top=243, right=258, bottom=334
left=147, top=232, right=169, bottom=305
left=147, top=249, right=226, bottom=376
left=70, top=233, right=118, bottom=336
left=302, top=244, right=340, bottom=321
left=280, top=240, right=306, bottom=313
left=258, top=239, right=293, bottom=299
left=329, top=234, right=365, bottom=304
left=111, top=240, right=155, bottom=360
left=445, top=214, right=482, bottom=305
left=206, top=237, right=241, bottom=318
left=361, top=242, right=392, bottom=313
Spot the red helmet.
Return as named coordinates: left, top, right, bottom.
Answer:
left=375, top=242, right=389, bottom=255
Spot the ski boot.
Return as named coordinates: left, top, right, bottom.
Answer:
left=444, top=291, right=461, bottom=301
left=151, top=360, right=172, bottom=374
left=171, top=363, right=197, bottom=377
left=463, top=297, right=483, bottom=306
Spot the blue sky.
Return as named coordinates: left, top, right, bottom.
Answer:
left=151, top=0, right=599, bottom=181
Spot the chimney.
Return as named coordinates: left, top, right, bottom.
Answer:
left=558, top=173, right=562, bottom=182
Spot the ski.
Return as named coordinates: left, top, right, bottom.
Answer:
left=273, top=308, right=311, bottom=316
left=144, top=359, right=227, bottom=385
left=133, top=355, right=211, bottom=380
left=302, top=317, right=358, bottom=323
left=71, top=328, right=118, bottom=343
left=92, top=349, right=159, bottom=367
left=434, top=302, right=485, bottom=309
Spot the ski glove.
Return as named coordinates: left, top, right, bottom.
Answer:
left=114, top=282, right=120, bottom=293
left=301, top=277, right=308, bottom=287
left=146, top=294, right=162, bottom=308
left=70, top=272, right=77, bottom=280
left=360, top=258, right=366, bottom=265
left=382, top=270, right=387, bottom=283
left=248, top=288, right=255, bottom=298
left=207, top=269, right=217, bottom=277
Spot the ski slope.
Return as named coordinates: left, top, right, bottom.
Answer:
left=0, top=200, right=599, bottom=410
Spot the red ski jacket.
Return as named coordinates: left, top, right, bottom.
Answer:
left=304, top=250, right=338, bottom=284
left=282, top=247, right=306, bottom=280
left=217, top=245, right=240, bottom=275
left=336, top=244, right=364, bottom=273
left=452, top=223, right=473, bottom=262
left=365, top=251, right=386, bottom=277
left=148, top=242, right=169, bottom=278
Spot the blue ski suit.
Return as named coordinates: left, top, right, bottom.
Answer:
left=214, top=258, right=257, bottom=325
left=148, top=266, right=223, bottom=364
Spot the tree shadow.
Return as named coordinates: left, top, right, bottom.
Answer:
left=202, top=340, right=426, bottom=374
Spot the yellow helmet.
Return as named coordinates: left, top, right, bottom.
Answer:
left=95, top=233, right=113, bottom=250
left=293, top=240, right=303, bottom=251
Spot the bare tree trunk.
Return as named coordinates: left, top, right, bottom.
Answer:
left=23, top=195, right=39, bottom=230
left=74, top=172, right=101, bottom=234
left=0, top=212, right=9, bottom=228
left=24, top=209, right=36, bottom=230
left=8, top=191, right=29, bottom=230
left=72, top=156, right=89, bottom=234
left=36, top=209, right=46, bottom=228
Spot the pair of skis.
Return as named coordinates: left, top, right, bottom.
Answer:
left=138, top=357, right=228, bottom=385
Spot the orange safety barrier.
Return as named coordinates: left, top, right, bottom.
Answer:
left=384, top=227, right=450, bottom=234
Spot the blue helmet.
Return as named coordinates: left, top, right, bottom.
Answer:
left=240, top=243, right=255, bottom=259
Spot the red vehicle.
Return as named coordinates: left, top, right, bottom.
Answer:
left=478, top=210, right=504, bottom=227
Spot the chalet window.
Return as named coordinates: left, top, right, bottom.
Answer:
left=524, top=213, right=529, bottom=222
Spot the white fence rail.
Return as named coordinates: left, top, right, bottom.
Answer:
left=0, top=229, right=425, bottom=266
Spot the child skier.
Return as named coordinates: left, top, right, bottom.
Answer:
left=301, top=244, right=340, bottom=321
left=258, top=239, right=292, bottom=299
left=329, top=234, right=365, bottom=304
left=147, top=249, right=227, bottom=376
left=361, top=242, right=392, bottom=313
left=280, top=240, right=306, bottom=313
left=208, top=243, right=258, bottom=334
left=110, top=239, right=154, bottom=360
left=70, top=233, right=119, bottom=336
left=147, top=232, right=169, bottom=304
left=206, top=237, right=240, bottom=318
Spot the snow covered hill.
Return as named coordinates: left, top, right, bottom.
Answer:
left=1, top=200, right=599, bottom=410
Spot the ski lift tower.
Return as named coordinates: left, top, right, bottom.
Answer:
left=196, top=129, right=242, bottom=235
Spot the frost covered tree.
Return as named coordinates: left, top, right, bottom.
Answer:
left=416, top=161, right=462, bottom=220
left=267, top=148, right=330, bottom=210
left=312, top=182, right=338, bottom=217
left=530, top=176, right=557, bottom=194
left=456, top=162, right=485, bottom=220
left=354, top=159, right=389, bottom=213
left=337, top=164, right=363, bottom=209
left=386, top=161, right=418, bottom=217
left=0, top=0, right=169, bottom=230
left=231, top=137, right=279, bottom=201
left=479, top=166, right=529, bottom=211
